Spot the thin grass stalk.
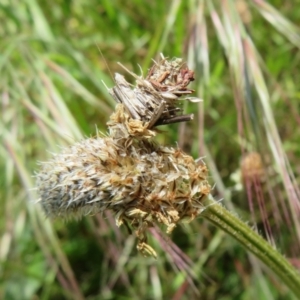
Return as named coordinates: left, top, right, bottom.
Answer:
left=251, top=0, right=300, bottom=49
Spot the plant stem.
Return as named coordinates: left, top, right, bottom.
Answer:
left=202, top=194, right=300, bottom=296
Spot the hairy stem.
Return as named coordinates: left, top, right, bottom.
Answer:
left=202, top=194, right=300, bottom=296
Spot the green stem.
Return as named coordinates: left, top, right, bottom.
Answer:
left=202, top=194, right=300, bottom=296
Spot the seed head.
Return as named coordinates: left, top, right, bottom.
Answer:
left=35, top=55, right=211, bottom=257
left=241, top=152, right=265, bottom=183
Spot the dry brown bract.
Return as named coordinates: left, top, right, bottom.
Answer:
left=36, top=55, right=211, bottom=257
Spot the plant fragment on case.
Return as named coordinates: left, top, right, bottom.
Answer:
left=35, top=54, right=211, bottom=258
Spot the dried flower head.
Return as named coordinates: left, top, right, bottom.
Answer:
left=110, top=54, right=201, bottom=129
left=36, top=55, right=211, bottom=257
left=241, top=152, right=265, bottom=183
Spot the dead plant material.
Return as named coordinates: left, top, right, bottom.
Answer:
left=36, top=54, right=211, bottom=257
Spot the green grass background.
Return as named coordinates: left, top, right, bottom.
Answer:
left=1, top=0, right=300, bottom=299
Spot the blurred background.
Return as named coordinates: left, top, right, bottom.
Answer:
left=1, top=0, right=300, bottom=299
